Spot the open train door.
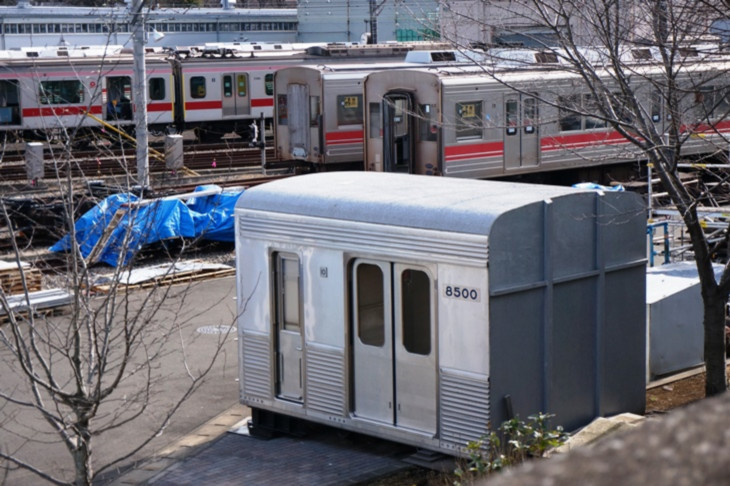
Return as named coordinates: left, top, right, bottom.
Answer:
left=382, top=92, right=414, bottom=173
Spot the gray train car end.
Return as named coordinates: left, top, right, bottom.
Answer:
left=234, top=172, right=647, bottom=455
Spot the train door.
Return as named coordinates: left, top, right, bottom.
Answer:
left=504, top=94, right=539, bottom=169
left=382, top=93, right=414, bottom=173
left=106, top=76, right=133, bottom=121
left=222, top=73, right=251, bottom=117
left=273, top=253, right=303, bottom=403
left=351, top=259, right=436, bottom=434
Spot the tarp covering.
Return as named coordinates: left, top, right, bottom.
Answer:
left=50, top=185, right=243, bottom=267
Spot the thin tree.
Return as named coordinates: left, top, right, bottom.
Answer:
left=441, top=0, right=729, bottom=394
left=0, top=40, right=239, bottom=485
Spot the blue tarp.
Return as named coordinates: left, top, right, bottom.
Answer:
left=572, top=182, right=625, bottom=192
left=50, top=185, right=243, bottom=267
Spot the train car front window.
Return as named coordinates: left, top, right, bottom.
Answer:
left=369, top=103, right=381, bottom=139
left=337, top=94, right=363, bottom=126
left=456, top=101, right=483, bottom=141
left=39, top=80, right=83, bottom=105
left=265, top=74, right=274, bottom=96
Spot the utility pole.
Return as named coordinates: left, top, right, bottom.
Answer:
left=368, top=0, right=388, bottom=44
left=131, top=0, right=150, bottom=190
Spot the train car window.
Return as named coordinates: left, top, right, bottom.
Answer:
left=223, top=76, right=233, bottom=98
left=369, top=103, right=382, bottom=139
left=0, top=80, right=20, bottom=125
left=356, top=263, right=385, bottom=347
left=337, top=94, right=363, bottom=126
left=190, top=77, right=206, bottom=99
left=584, top=94, right=607, bottom=129
left=418, top=104, right=438, bottom=142
left=651, top=91, right=662, bottom=123
left=149, top=78, right=165, bottom=101
left=310, top=96, right=320, bottom=127
left=558, top=95, right=581, bottom=131
left=39, top=80, right=83, bottom=105
left=505, top=99, right=518, bottom=135
left=401, top=269, right=431, bottom=356
left=456, top=101, right=483, bottom=141
left=696, top=86, right=730, bottom=121
left=524, top=97, right=537, bottom=133
left=265, top=74, right=274, bottom=96
left=277, top=95, right=288, bottom=125
left=237, top=75, right=247, bottom=97
left=273, top=253, right=301, bottom=332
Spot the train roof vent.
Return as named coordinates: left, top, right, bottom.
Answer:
left=631, top=48, right=652, bottom=60
left=253, top=45, right=262, bottom=51
left=57, top=49, right=69, bottom=57
left=405, top=50, right=457, bottom=63
left=25, top=51, right=39, bottom=58
left=678, top=47, right=699, bottom=57
left=535, top=51, right=559, bottom=64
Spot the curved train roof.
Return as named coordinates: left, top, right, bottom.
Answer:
left=236, top=172, right=621, bottom=236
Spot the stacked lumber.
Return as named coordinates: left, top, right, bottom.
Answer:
left=0, top=260, right=42, bottom=295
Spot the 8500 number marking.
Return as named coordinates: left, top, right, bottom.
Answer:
left=443, top=285, right=480, bottom=302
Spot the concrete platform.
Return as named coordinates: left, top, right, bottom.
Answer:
left=143, top=416, right=417, bottom=485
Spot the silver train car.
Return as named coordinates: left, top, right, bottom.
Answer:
left=0, top=41, right=452, bottom=143
left=363, top=56, right=730, bottom=178
left=273, top=50, right=466, bottom=169
left=235, top=172, right=647, bottom=455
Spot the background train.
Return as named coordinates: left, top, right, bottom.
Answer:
left=274, top=47, right=730, bottom=179
left=0, top=40, right=453, bottom=144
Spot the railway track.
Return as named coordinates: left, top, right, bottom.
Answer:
left=0, top=142, right=277, bottom=181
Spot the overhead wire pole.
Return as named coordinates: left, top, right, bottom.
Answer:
left=131, top=0, right=150, bottom=190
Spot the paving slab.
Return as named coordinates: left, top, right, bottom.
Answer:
left=146, top=421, right=417, bottom=485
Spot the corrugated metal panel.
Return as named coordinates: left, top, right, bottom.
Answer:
left=306, top=345, right=346, bottom=416
left=440, top=370, right=490, bottom=445
left=238, top=214, right=488, bottom=265
left=242, top=332, right=271, bottom=400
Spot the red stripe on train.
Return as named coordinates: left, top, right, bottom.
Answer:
left=22, top=106, right=102, bottom=117
left=251, top=98, right=273, bottom=108
left=542, top=130, right=629, bottom=151
left=326, top=130, right=363, bottom=145
left=185, top=100, right=223, bottom=110
left=444, top=141, right=503, bottom=161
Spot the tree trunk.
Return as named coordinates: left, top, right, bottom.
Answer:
left=72, top=423, right=93, bottom=486
left=703, top=290, right=727, bottom=396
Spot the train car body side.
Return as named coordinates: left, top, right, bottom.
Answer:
left=234, top=172, right=647, bottom=456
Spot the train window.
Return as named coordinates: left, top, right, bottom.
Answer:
left=190, top=77, right=206, bottom=99
left=277, top=95, right=288, bottom=125
left=39, top=80, right=83, bottom=105
left=356, top=263, right=385, bottom=347
left=0, top=80, right=20, bottom=125
left=696, top=86, right=730, bottom=121
left=237, top=75, right=247, bottom=97
left=149, top=78, right=165, bottom=101
left=273, top=253, right=301, bottom=332
left=524, top=97, right=538, bottom=133
left=337, top=94, right=363, bottom=126
left=505, top=99, right=518, bottom=135
left=558, top=95, right=582, bottom=131
left=651, top=91, right=662, bottom=123
left=418, top=104, right=437, bottom=142
left=369, top=103, right=382, bottom=139
left=584, top=95, right=607, bottom=129
left=401, top=269, right=431, bottom=356
left=310, top=96, right=320, bottom=127
left=265, top=74, right=274, bottom=96
left=223, top=76, right=233, bottom=98
left=456, top=101, right=483, bottom=141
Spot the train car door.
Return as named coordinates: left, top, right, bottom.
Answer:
left=222, top=73, right=251, bottom=117
left=106, top=76, right=133, bottom=121
left=504, top=94, right=539, bottom=170
left=273, top=253, right=303, bottom=403
left=351, top=260, right=436, bottom=434
left=382, top=93, right=414, bottom=173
